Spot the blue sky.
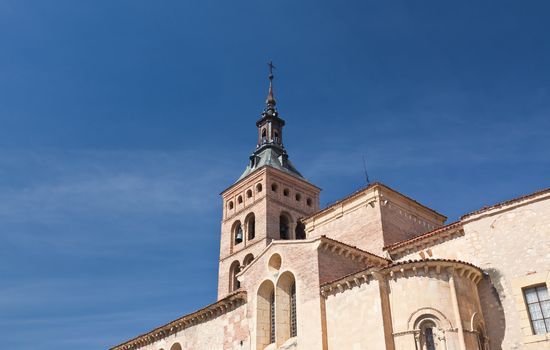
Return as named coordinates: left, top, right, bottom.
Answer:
left=0, top=1, right=549, bottom=349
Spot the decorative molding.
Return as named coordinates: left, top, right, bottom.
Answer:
left=320, top=259, right=483, bottom=298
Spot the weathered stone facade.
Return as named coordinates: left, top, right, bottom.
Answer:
left=110, top=78, right=550, bottom=350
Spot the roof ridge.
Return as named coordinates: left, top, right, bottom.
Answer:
left=460, top=186, right=550, bottom=220
left=383, top=221, right=461, bottom=251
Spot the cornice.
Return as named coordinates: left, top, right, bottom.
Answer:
left=318, top=236, right=390, bottom=267
left=320, top=259, right=483, bottom=297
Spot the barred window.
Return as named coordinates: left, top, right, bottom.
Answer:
left=524, top=285, right=550, bottom=334
left=270, top=291, right=276, bottom=344
left=290, top=282, right=297, bottom=337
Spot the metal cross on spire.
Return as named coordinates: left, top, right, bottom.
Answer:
left=267, top=60, right=276, bottom=80
left=266, top=60, right=276, bottom=106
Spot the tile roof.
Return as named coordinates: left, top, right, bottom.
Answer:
left=383, top=258, right=482, bottom=271
left=320, top=258, right=482, bottom=288
left=384, top=186, right=550, bottom=252
left=460, top=186, right=550, bottom=220
left=110, top=291, right=247, bottom=350
left=319, top=235, right=391, bottom=264
left=383, top=221, right=461, bottom=251
left=303, top=182, right=446, bottom=222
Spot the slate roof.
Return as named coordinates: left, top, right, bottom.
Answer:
left=237, top=145, right=303, bottom=182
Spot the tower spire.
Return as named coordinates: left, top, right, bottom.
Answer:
left=266, top=60, right=276, bottom=107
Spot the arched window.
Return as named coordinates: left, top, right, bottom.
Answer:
left=295, top=221, right=306, bottom=240
left=256, top=183, right=263, bottom=192
left=245, top=213, right=255, bottom=240
left=280, top=214, right=290, bottom=240
left=272, top=183, right=278, bottom=192
left=237, top=195, right=243, bottom=204
left=423, top=325, right=436, bottom=350
left=170, top=342, right=182, bottom=350
left=228, top=201, right=234, bottom=210
left=306, top=198, right=312, bottom=207
left=229, top=260, right=241, bottom=291
left=257, top=280, right=275, bottom=349
left=276, top=271, right=297, bottom=344
left=246, top=189, right=253, bottom=198
left=283, top=188, right=290, bottom=197
left=243, top=253, right=254, bottom=266
left=261, top=128, right=267, bottom=142
left=418, top=320, right=438, bottom=350
left=295, top=193, right=301, bottom=201
left=233, top=221, right=243, bottom=245
left=274, top=130, right=279, bottom=143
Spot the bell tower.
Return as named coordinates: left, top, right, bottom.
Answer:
left=217, top=63, right=321, bottom=299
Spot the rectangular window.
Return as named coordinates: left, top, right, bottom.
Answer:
left=524, top=285, right=550, bottom=335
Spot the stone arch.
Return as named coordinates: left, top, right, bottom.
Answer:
left=279, top=212, right=292, bottom=240
left=276, top=271, right=297, bottom=345
left=229, top=260, right=241, bottom=292
left=295, top=220, right=306, bottom=240
left=257, top=279, right=276, bottom=349
left=243, top=253, right=254, bottom=266
left=409, top=308, right=451, bottom=350
left=245, top=212, right=256, bottom=241
left=232, top=220, right=243, bottom=247
left=408, top=307, right=453, bottom=330
left=169, top=343, right=182, bottom=350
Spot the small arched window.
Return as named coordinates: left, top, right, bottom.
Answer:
left=170, top=343, right=182, bottom=350
left=272, top=183, right=278, bottom=192
left=228, top=201, right=234, bottom=210
left=280, top=214, right=290, bottom=240
left=283, top=188, right=290, bottom=197
left=243, top=253, right=254, bottom=266
left=274, top=130, right=279, bottom=143
left=261, top=128, right=267, bottom=142
left=234, top=221, right=243, bottom=245
left=295, top=193, right=301, bottom=201
left=306, top=198, right=312, bottom=207
left=246, top=189, right=253, bottom=198
left=229, top=261, right=241, bottom=291
left=419, top=321, right=437, bottom=350
left=256, top=183, right=263, bottom=192
left=246, top=213, right=255, bottom=240
left=237, top=195, right=243, bottom=204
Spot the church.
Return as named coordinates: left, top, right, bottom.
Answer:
left=110, top=71, right=550, bottom=350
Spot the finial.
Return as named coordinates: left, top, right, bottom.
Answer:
left=266, top=60, right=276, bottom=106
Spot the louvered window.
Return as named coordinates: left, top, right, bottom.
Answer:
left=290, top=282, right=297, bottom=337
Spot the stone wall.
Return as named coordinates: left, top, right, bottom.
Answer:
left=122, top=301, right=249, bottom=350
left=391, top=192, right=550, bottom=349
left=304, top=184, right=445, bottom=256
left=324, top=278, right=387, bottom=349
